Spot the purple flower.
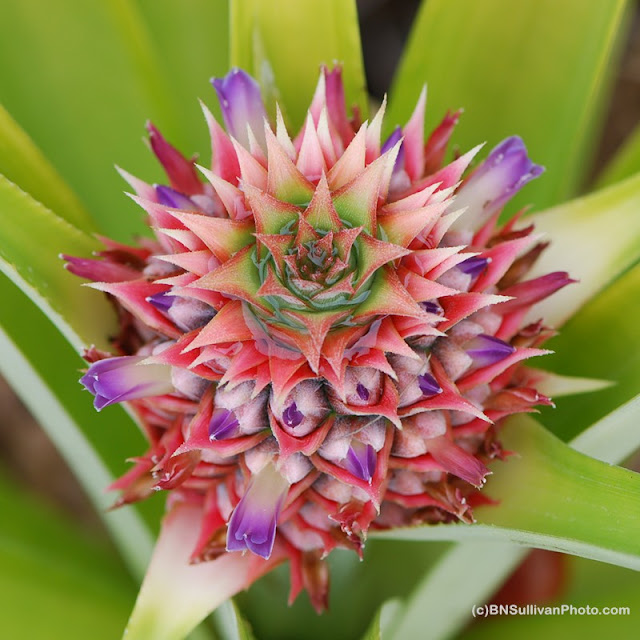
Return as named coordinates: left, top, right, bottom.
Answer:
left=208, top=408, right=240, bottom=440
left=212, top=68, right=267, bottom=150
left=381, top=125, right=405, bottom=173
left=356, top=383, right=370, bottom=401
left=226, top=462, right=289, bottom=559
left=155, top=185, right=196, bottom=210
left=453, top=136, right=544, bottom=231
left=80, top=356, right=174, bottom=411
left=458, top=255, right=490, bottom=278
left=282, top=402, right=304, bottom=428
left=147, top=291, right=174, bottom=313
left=344, top=441, right=377, bottom=483
left=421, top=301, right=444, bottom=316
left=466, top=334, right=516, bottom=368
left=417, top=372, right=442, bottom=398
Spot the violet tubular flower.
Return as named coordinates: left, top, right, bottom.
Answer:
left=80, top=356, right=173, bottom=410
left=212, top=67, right=267, bottom=149
left=344, top=441, right=377, bottom=484
left=452, top=135, right=545, bottom=232
left=226, top=462, right=289, bottom=559
left=68, top=65, right=572, bottom=610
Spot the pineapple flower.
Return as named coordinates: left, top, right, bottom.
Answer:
left=66, top=66, right=572, bottom=613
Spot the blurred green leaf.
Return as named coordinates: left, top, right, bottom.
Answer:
left=597, top=122, right=640, bottom=189
left=375, top=417, right=640, bottom=570
left=231, top=0, right=367, bottom=129
left=213, top=601, right=257, bottom=640
left=0, top=175, right=116, bottom=351
left=0, top=279, right=159, bottom=576
left=240, top=541, right=449, bottom=640
left=135, top=0, right=230, bottom=150
left=528, top=172, right=640, bottom=326
left=539, top=263, right=640, bottom=441
left=0, top=471, right=135, bottom=640
left=0, top=0, right=184, bottom=239
left=361, top=607, right=382, bottom=640
left=388, top=395, right=640, bottom=640
left=388, top=0, right=630, bottom=211
left=389, top=543, right=527, bottom=640
left=0, top=103, right=92, bottom=231
left=572, top=394, right=640, bottom=464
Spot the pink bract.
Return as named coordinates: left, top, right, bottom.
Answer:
left=67, top=66, right=571, bottom=612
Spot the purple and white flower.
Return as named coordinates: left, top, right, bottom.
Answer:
left=212, top=68, right=267, bottom=150
left=80, top=355, right=174, bottom=410
left=226, top=462, right=289, bottom=559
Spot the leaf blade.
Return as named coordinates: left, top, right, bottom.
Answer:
left=374, top=417, right=640, bottom=570
left=388, top=0, right=631, bottom=211
left=0, top=279, right=156, bottom=577
left=0, top=0, right=190, bottom=239
left=539, top=263, right=640, bottom=441
left=0, top=472, right=136, bottom=640
left=231, top=0, right=367, bottom=129
left=0, top=103, right=93, bottom=231
left=387, top=393, right=640, bottom=640
left=527, top=172, right=640, bottom=326
left=0, top=174, right=117, bottom=350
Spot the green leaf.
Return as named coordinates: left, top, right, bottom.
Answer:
left=387, top=393, right=640, bottom=640
left=0, top=278, right=158, bottom=577
left=527, top=172, right=640, bottom=326
left=213, top=601, right=257, bottom=640
left=361, top=606, right=382, bottom=640
left=374, top=417, right=640, bottom=570
left=0, top=0, right=183, bottom=239
left=239, top=540, right=448, bottom=640
left=0, top=471, right=135, bottom=640
left=597, top=122, right=640, bottom=189
left=388, top=543, right=527, bottom=640
left=571, top=394, right=640, bottom=465
left=387, top=0, right=631, bottom=211
left=136, top=0, right=230, bottom=146
left=534, top=372, right=613, bottom=399
left=230, top=0, right=367, bottom=129
left=0, top=175, right=117, bottom=351
left=539, top=263, right=640, bottom=441
left=0, top=103, right=93, bottom=232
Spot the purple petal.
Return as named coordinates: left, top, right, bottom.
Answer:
left=466, top=334, right=516, bottom=367
left=452, top=136, right=544, bottom=231
left=458, top=256, right=490, bottom=278
left=80, top=356, right=173, bottom=411
left=226, top=463, right=289, bottom=559
left=155, top=185, right=197, bottom=210
left=282, top=402, right=304, bottom=428
left=382, top=125, right=405, bottom=173
left=147, top=291, right=174, bottom=313
left=208, top=408, right=240, bottom=440
left=344, top=441, right=377, bottom=483
left=212, top=68, right=267, bottom=150
left=356, top=383, right=370, bottom=401
left=417, top=372, right=442, bottom=398
left=421, top=301, right=444, bottom=316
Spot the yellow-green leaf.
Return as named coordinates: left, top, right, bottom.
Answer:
left=388, top=0, right=631, bottom=212
left=231, top=0, right=367, bottom=129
